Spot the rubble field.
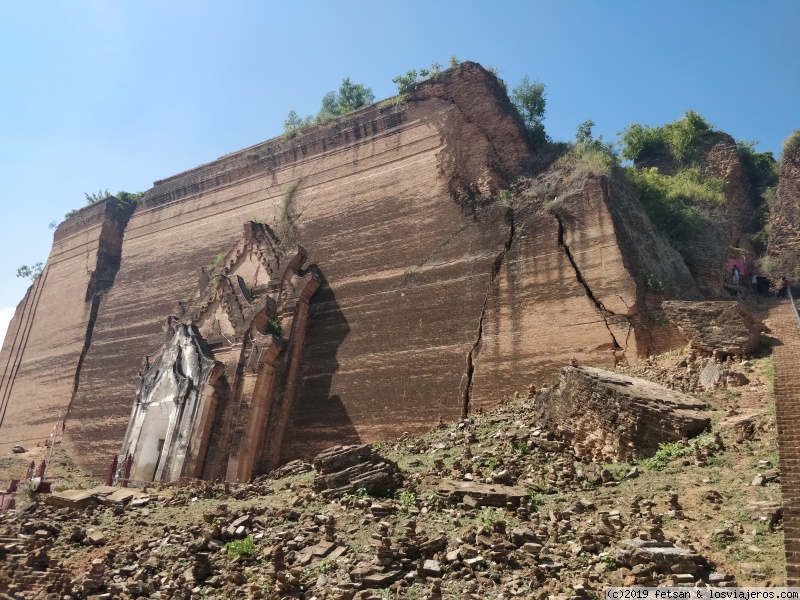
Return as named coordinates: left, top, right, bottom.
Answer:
left=0, top=342, right=783, bottom=599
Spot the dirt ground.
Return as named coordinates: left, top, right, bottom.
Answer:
left=0, top=301, right=785, bottom=597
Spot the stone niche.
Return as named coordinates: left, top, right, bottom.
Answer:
left=118, top=222, right=320, bottom=483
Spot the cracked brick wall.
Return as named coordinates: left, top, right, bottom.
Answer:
left=0, top=64, right=699, bottom=475
left=469, top=172, right=700, bottom=407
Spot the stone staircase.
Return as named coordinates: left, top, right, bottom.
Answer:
left=770, top=300, right=800, bottom=585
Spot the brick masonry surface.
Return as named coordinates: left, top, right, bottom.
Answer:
left=772, top=299, right=800, bottom=585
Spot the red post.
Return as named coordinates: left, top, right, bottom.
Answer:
left=121, top=453, right=133, bottom=487
left=37, top=460, right=46, bottom=479
left=106, top=455, right=118, bottom=487
left=26, top=460, right=35, bottom=480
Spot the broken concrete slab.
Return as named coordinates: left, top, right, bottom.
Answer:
left=536, top=366, right=710, bottom=462
left=45, top=490, right=97, bottom=510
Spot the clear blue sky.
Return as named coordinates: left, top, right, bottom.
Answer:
left=1, top=1, right=798, bottom=341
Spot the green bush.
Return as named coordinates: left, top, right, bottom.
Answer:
left=398, top=490, right=416, bottom=511
left=317, top=78, right=375, bottom=122
left=641, top=441, right=693, bottom=470
left=276, top=180, right=300, bottom=248
left=267, top=317, right=283, bottom=338
left=642, top=435, right=715, bottom=470
left=737, top=140, right=778, bottom=192
left=16, top=262, right=43, bottom=281
left=225, top=535, right=255, bottom=557
left=783, top=129, right=800, bottom=155
left=66, top=189, right=142, bottom=219
left=392, top=60, right=445, bottom=94
left=206, top=252, right=226, bottom=271
left=510, top=76, right=547, bottom=147
left=620, top=110, right=714, bottom=167
left=556, top=120, right=618, bottom=177
left=342, top=487, right=370, bottom=501
left=85, top=189, right=110, bottom=204
left=626, top=166, right=722, bottom=250
left=282, top=110, right=314, bottom=138
left=284, top=78, right=375, bottom=138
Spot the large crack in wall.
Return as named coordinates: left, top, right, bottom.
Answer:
left=460, top=210, right=515, bottom=417
left=65, top=199, right=135, bottom=427
left=554, top=213, right=629, bottom=353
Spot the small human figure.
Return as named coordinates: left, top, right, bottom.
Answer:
left=751, top=273, right=758, bottom=291
left=731, top=265, right=740, bottom=285
left=777, top=276, right=789, bottom=299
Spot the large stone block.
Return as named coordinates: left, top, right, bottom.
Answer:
left=662, top=300, right=764, bottom=355
left=536, top=366, right=710, bottom=461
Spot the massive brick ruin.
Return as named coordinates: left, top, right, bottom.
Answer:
left=769, top=138, right=800, bottom=275
left=0, top=63, right=721, bottom=481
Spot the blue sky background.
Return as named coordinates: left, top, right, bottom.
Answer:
left=0, top=1, right=798, bottom=342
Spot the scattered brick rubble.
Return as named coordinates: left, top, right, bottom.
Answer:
left=0, top=346, right=782, bottom=598
left=312, top=444, right=402, bottom=498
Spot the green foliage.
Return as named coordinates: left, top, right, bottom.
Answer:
left=664, top=110, right=713, bottom=165
left=600, top=552, right=616, bottom=571
left=85, top=188, right=110, bottom=204
left=510, top=76, right=547, bottom=147
left=783, top=130, right=800, bottom=155
left=206, top=252, right=226, bottom=272
left=16, top=262, right=43, bottom=281
left=392, top=70, right=420, bottom=93
left=267, top=317, right=283, bottom=338
left=115, top=190, right=144, bottom=212
left=283, top=110, right=314, bottom=138
left=526, top=489, right=543, bottom=506
left=67, top=189, right=142, bottom=220
left=558, top=120, right=618, bottom=177
left=448, top=55, right=460, bottom=68
left=644, top=273, right=664, bottom=293
left=224, top=535, right=255, bottom=557
left=763, top=357, right=775, bottom=386
left=18, top=482, right=38, bottom=502
left=392, top=60, right=445, bottom=94
left=750, top=185, right=776, bottom=251
left=283, top=78, right=375, bottom=138
left=277, top=180, right=300, bottom=248
left=317, top=77, right=375, bottom=122
left=642, top=435, right=715, bottom=470
left=510, top=438, right=527, bottom=454
left=575, top=120, right=616, bottom=159
left=737, top=140, right=778, bottom=192
left=479, top=508, right=495, bottom=531
left=378, top=95, right=407, bottom=109
left=398, top=490, right=417, bottom=511
left=641, top=441, right=693, bottom=470
left=620, top=110, right=714, bottom=167
left=626, top=166, right=723, bottom=252
left=342, top=487, right=370, bottom=501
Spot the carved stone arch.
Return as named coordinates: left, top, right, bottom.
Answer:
left=119, top=221, right=320, bottom=483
